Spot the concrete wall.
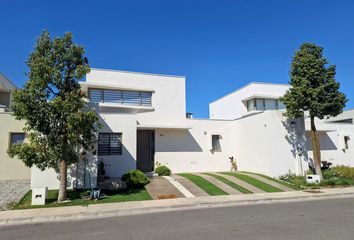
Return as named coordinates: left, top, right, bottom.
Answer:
left=306, top=123, right=354, bottom=167
left=0, top=113, right=30, bottom=180
left=209, top=83, right=289, bottom=120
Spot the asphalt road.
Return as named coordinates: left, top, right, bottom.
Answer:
left=2, top=197, right=354, bottom=240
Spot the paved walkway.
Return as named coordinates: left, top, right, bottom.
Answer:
left=171, top=175, right=209, bottom=197
left=0, top=180, right=30, bottom=210
left=240, top=172, right=294, bottom=191
left=194, top=173, right=242, bottom=195
left=145, top=176, right=184, bottom=200
left=214, top=173, right=265, bottom=193
left=1, top=187, right=354, bottom=226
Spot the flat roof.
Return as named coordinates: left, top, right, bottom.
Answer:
left=209, top=82, right=290, bottom=104
left=90, top=67, right=186, bottom=79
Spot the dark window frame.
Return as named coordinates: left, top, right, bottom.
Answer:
left=9, top=132, right=25, bottom=147
left=98, top=132, right=123, bottom=156
left=211, top=134, right=222, bottom=152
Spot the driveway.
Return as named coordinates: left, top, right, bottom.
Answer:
left=0, top=180, right=30, bottom=210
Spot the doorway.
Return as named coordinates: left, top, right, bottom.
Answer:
left=137, top=130, right=155, bottom=172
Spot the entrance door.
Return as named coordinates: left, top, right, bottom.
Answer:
left=137, top=130, right=155, bottom=172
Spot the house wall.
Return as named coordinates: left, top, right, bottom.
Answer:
left=0, top=113, right=30, bottom=180
left=154, top=119, right=236, bottom=173
left=209, top=83, right=289, bottom=120
left=307, top=123, right=354, bottom=167
left=86, top=69, right=187, bottom=126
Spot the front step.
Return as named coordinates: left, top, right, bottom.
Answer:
left=145, top=172, right=158, bottom=177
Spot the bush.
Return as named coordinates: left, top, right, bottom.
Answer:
left=332, top=166, right=354, bottom=180
left=279, top=171, right=306, bottom=188
left=122, top=170, right=150, bottom=189
left=155, top=165, right=171, bottom=176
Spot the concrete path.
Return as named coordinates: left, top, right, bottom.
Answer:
left=0, top=180, right=30, bottom=210
left=171, top=175, right=209, bottom=197
left=215, top=173, right=265, bottom=193
left=194, top=173, right=242, bottom=195
left=145, top=176, right=185, bottom=200
left=163, top=176, right=194, bottom=198
left=240, top=172, right=294, bottom=191
left=1, top=187, right=354, bottom=227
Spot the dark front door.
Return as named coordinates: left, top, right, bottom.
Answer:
left=137, top=130, right=155, bottom=172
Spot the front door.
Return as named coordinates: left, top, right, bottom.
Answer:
left=137, top=130, right=155, bottom=172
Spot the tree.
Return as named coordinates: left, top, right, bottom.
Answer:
left=8, top=31, right=100, bottom=202
left=280, top=43, right=347, bottom=179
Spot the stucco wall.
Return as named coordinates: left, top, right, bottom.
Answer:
left=209, top=83, right=289, bottom=120
left=0, top=113, right=30, bottom=180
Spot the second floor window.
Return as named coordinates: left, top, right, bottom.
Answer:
left=247, top=98, right=286, bottom=112
left=10, top=133, right=25, bottom=146
left=98, top=133, right=123, bottom=156
left=89, top=89, right=152, bottom=106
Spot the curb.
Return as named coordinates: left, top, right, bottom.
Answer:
left=1, top=190, right=354, bottom=227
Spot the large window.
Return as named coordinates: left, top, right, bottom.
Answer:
left=98, top=133, right=122, bottom=156
left=211, top=135, right=221, bottom=151
left=10, top=133, right=25, bottom=146
left=246, top=98, right=285, bottom=112
left=89, top=89, right=152, bottom=106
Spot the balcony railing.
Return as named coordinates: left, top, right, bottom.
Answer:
left=88, top=88, right=152, bottom=107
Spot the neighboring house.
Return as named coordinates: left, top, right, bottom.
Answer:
left=0, top=73, right=30, bottom=181
left=2, top=68, right=353, bottom=189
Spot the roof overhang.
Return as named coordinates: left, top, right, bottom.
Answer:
left=79, top=81, right=155, bottom=93
left=242, top=94, right=281, bottom=102
left=137, top=124, right=191, bottom=130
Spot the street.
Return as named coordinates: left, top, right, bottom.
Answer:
left=1, top=197, right=354, bottom=240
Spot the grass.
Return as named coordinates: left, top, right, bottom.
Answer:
left=204, top=173, right=253, bottom=194
left=240, top=171, right=302, bottom=190
left=222, top=172, right=283, bottom=193
left=178, top=173, right=228, bottom=196
left=14, top=188, right=152, bottom=209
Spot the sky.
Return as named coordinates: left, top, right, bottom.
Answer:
left=1, top=0, right=353, bottom=118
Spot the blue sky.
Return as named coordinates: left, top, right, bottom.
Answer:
left=1, top=0, right=353, bottom=118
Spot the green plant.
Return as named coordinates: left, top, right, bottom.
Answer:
left=122, top=170, right=150, bottom=189
left=279, top=171, right=306, bottom=188
left=332, top=166, right=354, bottom=180
left=155, top=165, right=171, bottom=176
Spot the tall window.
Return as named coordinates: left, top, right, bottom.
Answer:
left=211, top=135, right=221, bottom=151
left=98, top=133, right=122, bottom=156
left=10, top=133, right=25, bottom=146
left=89, top=89, right=152, bottom=106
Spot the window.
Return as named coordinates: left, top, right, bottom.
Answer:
left=10, top=133, right=25, bottom=146
left=88, top=89, right=152, bottom=106
left=344, top=136, right=350, bottom=150
left=98, top=133, right=122, bottom=156
left=211, top=135, right=221, bottom=151
left=246, top=98, right=286, bottom=111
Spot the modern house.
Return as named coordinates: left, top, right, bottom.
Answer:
left=1, top=69, right=353, bottom=189
left=0, top=73, right=29, bottom=181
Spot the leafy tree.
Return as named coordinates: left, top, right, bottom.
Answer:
left=8, top=31, right=100, bottom=202
left=280, top=43, right=347, bottom=179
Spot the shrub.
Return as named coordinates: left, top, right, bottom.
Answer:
left=332, top=166, right=354, bottom=180
left=279, top=171, right=306, bottom=188
left=155, top=165, right=171, bottom=176
left=122, top=170, right=150, bottom=189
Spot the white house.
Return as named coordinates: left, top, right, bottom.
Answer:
left=2, top=68, right=351, bottom=190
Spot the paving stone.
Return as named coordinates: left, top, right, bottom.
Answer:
left=240, top=172, right=294, bottom=191
left=171, top=175, right=209, bottom=197
left=215, top=173, right=265, bottom=193
left=193, top=173, right=242, bottom=195
left=0, top=180, right=30, bottom=210
left=145, top=176, right=185, bottom=200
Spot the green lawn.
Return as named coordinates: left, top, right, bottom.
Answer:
left=14, top=188, right=152, bottom=209
left=240, top=171, right=302, bottom=190
left=204, top=173, right=253, bottom=194
left=222, top=172, right=283, bottom=193
left=178, top=173, right=228, bottom=196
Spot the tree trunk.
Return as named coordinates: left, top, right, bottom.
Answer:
left=58, top=159, right=67, bottom=202
left=310, top=116, right=323, bottom=180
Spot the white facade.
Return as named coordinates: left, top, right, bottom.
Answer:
left=28, top=69, right=354, bottom=189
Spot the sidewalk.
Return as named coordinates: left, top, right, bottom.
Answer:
left=1, top=187, right=354, bottom=227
